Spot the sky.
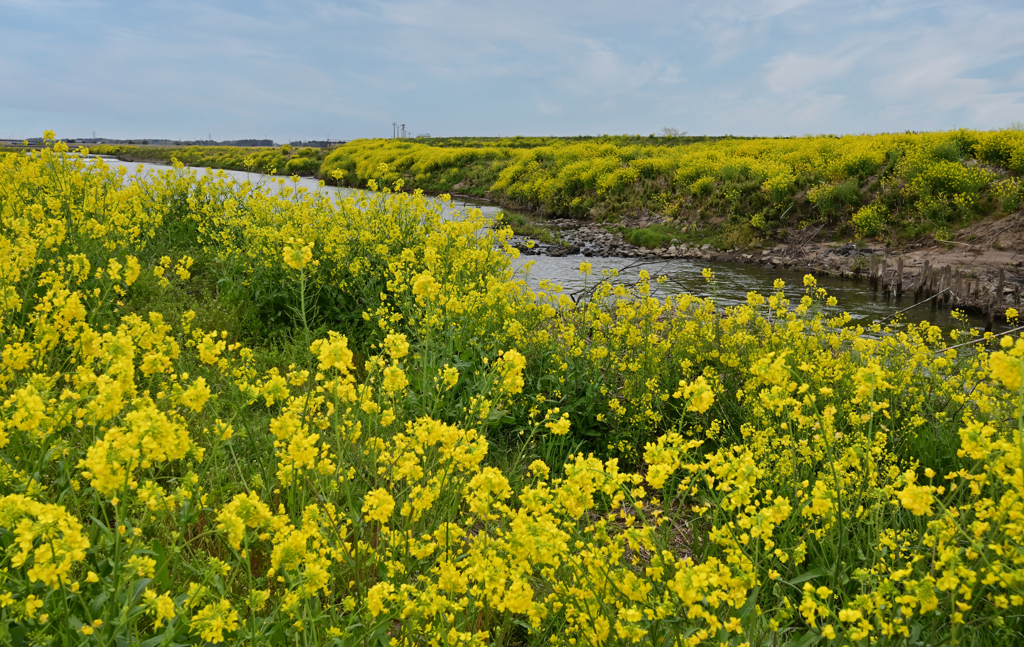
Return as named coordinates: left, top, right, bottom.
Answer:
left=1, top=0, right=1023, bottom=142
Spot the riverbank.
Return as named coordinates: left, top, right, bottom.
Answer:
left=511, top=209, right=1024, bottom=321
left=92, top=143, right=327, bottom=176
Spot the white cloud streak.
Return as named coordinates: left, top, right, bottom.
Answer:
left=0, top=0, right=1020, bottom=139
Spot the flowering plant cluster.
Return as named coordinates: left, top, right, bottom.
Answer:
left=323, top=128, right=1024, bottom=238
left=1, top=138, right=1024, bottom=645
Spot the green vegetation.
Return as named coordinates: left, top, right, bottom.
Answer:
left=92, top=144, right=329, bottom=176
left=323, top=129, right=1024, bottom=246
left=495, top=211, right=567, bottom=247
left=614, top=223, right=691, bottom=249
left=8, top=141, right=1024, bottom=645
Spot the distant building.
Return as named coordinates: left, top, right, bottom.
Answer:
left=416, top=134, right=431, bottom=138
left=288, top=140, right=347, bottom=148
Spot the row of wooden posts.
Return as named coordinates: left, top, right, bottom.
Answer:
left=867, top=257, right=1020, bottom=331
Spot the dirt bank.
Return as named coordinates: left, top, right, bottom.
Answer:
left=510, top=210, right=1024, bottom=320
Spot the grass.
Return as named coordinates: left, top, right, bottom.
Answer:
left=496, top=211, right=568, bottom=247
left=5, top=145, right=1024, bottom=645
left=92, top=143, right=330, bottom=176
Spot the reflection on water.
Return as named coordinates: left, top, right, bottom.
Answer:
left=100, top=157, right=1008, bottom=336
left=516, top=254, right=1009, bottom=334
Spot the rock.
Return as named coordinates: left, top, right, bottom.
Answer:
left=701, top=244, right=711, bottom=250
left=667, top=245, right=677, bottom=254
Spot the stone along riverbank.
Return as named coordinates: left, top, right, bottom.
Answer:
left=509, top=213, right=1024, bottom=326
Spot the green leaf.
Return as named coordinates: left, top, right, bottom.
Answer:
left=736, top=585, right=761, bottom=619
left=788, top=566, right=830, bottom=586
left=786, top=629, right=822, bottom=647
left=151, top=540, right=172, bottom=590
left=130, top=578, right=153, bottom=606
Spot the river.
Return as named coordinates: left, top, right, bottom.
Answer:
left=98, top=157, right=1010, bottom=336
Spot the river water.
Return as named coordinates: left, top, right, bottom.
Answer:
left=99, top=157, right=1009, bottom=335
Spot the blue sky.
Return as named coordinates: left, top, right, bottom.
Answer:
left=2, top=0, right=1022, bottom=141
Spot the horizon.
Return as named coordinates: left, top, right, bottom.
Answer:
left=9, top=126, right=1022, bottom=148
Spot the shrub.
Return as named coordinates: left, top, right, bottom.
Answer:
left=761, top=171, right=796, bottom=204
left=993, top=179, right=1022, bottom=212
left=852, top=203, right=887, bottom=237
left=284, top=156, right=319, bottom=175
left=689, top=175, right=715, bottom=196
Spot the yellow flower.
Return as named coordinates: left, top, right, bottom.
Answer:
left=897, top=474, right=935, bottom=516
left=189, top=599, right=238, bottom=644
left=282, top=239, right=313, bottom=270
left=179, top=377, right=211, bottom=412
left=366, top=582, right=394, bottom=617
left=362, top=488, right=395, bottom=524
left=990, top=338, right=1024, bottom=391
left=0, top=494, right=90, bottom=589
left=311, top=332, right=354, bottom=372
left=545, top=412, right=571, bottom=436
left=673, top=375, right=715, bottom=413
left=382, top=364, right=408, bottom=394
left=383, top=332, right=409, bottom=359
left=143, top=590, right=176, bottom=628
left=494, top=349, right=527, bottom=395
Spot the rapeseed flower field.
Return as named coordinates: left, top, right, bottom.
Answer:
left=320, top=129, right=1024, bottom=241
left=2, top=134, right=1024, bottom=645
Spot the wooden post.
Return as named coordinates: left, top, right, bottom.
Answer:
left=954, top=271, right=961, bottom=306
left=880, top=259, right=889, bottom=295
left=986, top=294, right=995, bottom=333
left=996, top=268, right=1005, bottom=306
left=939, top=266, right=948, bottom=308
left=870, top=256, right=878, bottom=292
left=1015, top=283, right=1021, bottom=308
left=919, top=260, right=930, bottom=300
left=896, top=257, right=904, bottom=297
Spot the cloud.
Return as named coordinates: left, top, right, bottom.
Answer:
left=1, top=0, right=1022, bottom=138
left=534, top=98, right=563, bottom=116
left=763, top=52, right=856, bottom=94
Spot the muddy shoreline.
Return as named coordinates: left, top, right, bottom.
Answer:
left=509, top=212, right=1024, bottom=321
